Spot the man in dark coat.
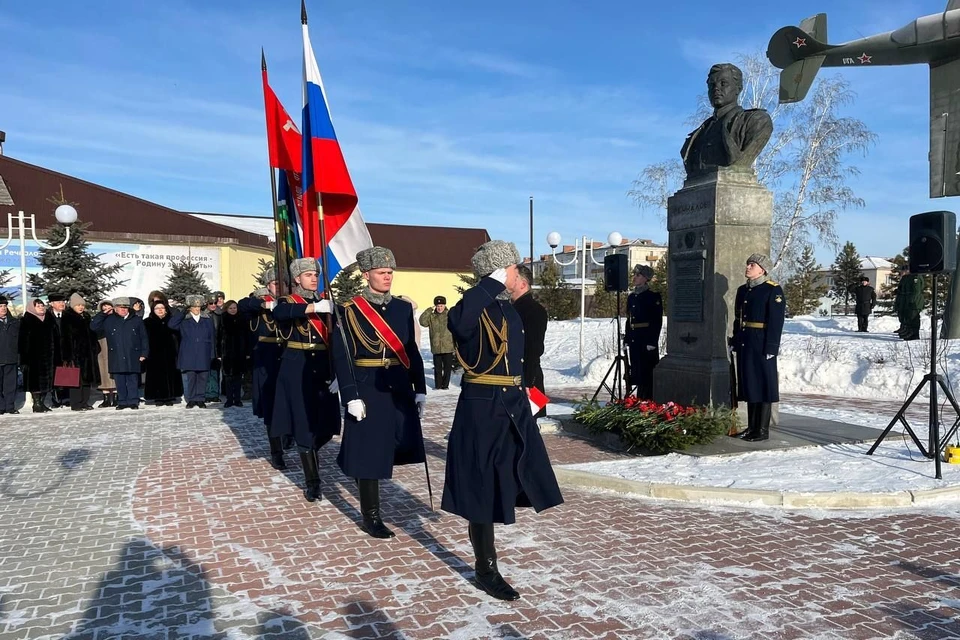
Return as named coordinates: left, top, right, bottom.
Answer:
left=419, top=295, right=454, bottom=390
left=239, top=268, right=285, bottom=469
left=62, top=293, right=100, bottom=411
left=205, top=294, right=223, bottom=402
left=731, top=253, right=786, bottom=442
left=91, top=297, right=149, bottom=409
left=48, top=293, right=69, bottom=407
left=625, top=264, right=663, bottom=399
left=852, top=275, right=877, bottom=333
left=332, top=247, right=425, bottom=538
left=0, top=296, right=20, bottom=414
left=168, top=295, right=216, bottom=408
left=510, top=265, right=548, bottom=417
left=143, top=301, right=183, bottom=405
left=444, top=240, right=563, bottom=601
left=894, top=270, right=924, bottom=341
left=19, top=299, right=54, bottom=412
left=273, top=258, right=341, bottom=502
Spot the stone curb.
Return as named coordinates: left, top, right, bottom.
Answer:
left=552, top=467, right=960, bottom=509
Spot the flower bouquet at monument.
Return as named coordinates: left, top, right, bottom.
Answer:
left=574, top=395, right=735, bottom=454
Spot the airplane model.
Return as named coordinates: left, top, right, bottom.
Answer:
left=767, top=1, right=960, bottom=197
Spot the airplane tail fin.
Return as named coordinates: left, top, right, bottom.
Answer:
left=766, top=14, right=831, bottom=70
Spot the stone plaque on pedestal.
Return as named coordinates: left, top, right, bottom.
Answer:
left=653, top=167, right=773, bottom=407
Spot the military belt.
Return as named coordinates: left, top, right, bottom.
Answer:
left=354, top=358, right=402, bottom=368
left=286, top=342, right=327, bottom=351
left=630, top=322, right=650, bottom=329
left=743, top=322, right=765, bottom=329
left=258, top=336, right=282, bottom=343
left=462, top=372, right=522, bottom=387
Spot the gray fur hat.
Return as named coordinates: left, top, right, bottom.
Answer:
left=112, top=296, right=131, bottom=308
left=290, top=257, right=319, bottom=279
left=746, top=253, right=772, bottom=274
left=186, top=294, right=205, bottom=308
left=356, top=246, right=397, bottom=272
left=633, top=264, right=654, bottom=279
left=261, top=267, right=277, bottom=285
left=472, top=240, right=521, bottom=278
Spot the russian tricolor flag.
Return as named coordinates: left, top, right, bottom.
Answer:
left=301, top=6, right=372, bottom=282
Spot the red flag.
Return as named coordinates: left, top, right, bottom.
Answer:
left=527, top=386, right=549, bottom=416
left=262, top=66, right=302, bottom=173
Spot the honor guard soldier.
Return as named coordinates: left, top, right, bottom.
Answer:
left=239, top=267, right=285, bottom=470
left=625, top=264, right=662, bottom=399
left=443, top=240, right=563, bottom=601
left=332, top=246, right=427, bottom=539
left=271, top=258, right=341, bottom=502
left=731, top=253, right=785, bottom=442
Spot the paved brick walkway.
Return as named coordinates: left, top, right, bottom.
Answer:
left=1, top=390, right=960, bottom=639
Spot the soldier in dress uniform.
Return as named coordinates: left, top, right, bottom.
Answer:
left=443, top=240, right=564, bottom=601
left=271, top=258, right=341, bottom=502
left=731, top=253, right=785, bottom=442
left=625, top=264, right=663, bottom=399
left=238, top=267, right=285, bottom=470
left=331, top=246, right=427, bottom=539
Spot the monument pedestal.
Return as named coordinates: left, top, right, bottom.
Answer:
left=653, top=168, right=773, bottom=408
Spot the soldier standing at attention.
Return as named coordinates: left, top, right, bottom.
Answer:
left=624, top=264, right=662, bottom=400
left=332, top=247, right=427, bottom=539
left=239, top=267, right=286, bottom=470
left=419, top=295, right=455, bottom=390
left=731, top=253, right=786, bottom=442
left=443, top=240, right=563, bottom=601
left=271, top=258, right=341, bottom=503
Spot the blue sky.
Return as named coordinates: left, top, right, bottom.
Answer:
left=0, top=0, right=949, bottom=267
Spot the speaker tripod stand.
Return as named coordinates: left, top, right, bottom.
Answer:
left=592, top=288, right=629, bottom=403
left=867, top=273, right=960, bottom=479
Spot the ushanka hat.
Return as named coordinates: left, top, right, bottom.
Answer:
left=434, top=295, right=446, bottom=305
left=746, top=253, right=772, bottom=274
left=186, top=294, right=205, bottom=308
left=261, top=267, right=277, bottom=285
left=633, top=264, right=654, bottom=279
left=356, top=246, right=397, bottom=272
left=48, top=293, right=66, bottom=303
left=290, top=257, right=320, bottom=279
left=471, top=240, right=521, bottom=278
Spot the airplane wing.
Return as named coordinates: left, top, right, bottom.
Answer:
left=929, top=57, right=960, bottom=197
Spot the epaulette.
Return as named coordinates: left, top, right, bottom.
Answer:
left=766, top=280, right=779, bottom=286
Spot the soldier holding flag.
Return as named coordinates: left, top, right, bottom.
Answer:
left=271, top=258, right=341, bottom=502
left=332, top=246, right=427, bottom=540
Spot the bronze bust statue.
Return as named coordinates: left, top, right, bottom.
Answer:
left=681, top=63, right=773, bottom=178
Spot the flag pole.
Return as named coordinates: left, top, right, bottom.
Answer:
left=262, top=50, right=289, bottom=297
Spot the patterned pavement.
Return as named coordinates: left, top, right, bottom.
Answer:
left=1, top=389, right=960, bottom=639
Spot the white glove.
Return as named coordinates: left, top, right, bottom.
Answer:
left=328, top=378, right=339, bottom=394
left=415, top=393, right=427, bottom=418
left=347, top=399, right=366, bottom=421
left=264, top=300, right=276, bottom=311
left=645, top=345, right=656, bottom=352
left=489, top=268, right=508, bottom=284
left=313, top=299, right=333, bottom=314
left=766, top=354, right=775, bottom=360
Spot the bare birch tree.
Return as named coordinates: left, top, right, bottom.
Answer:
left=628, top=51, right=875, bottom=272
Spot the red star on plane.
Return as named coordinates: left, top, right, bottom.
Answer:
left=858, top=52, right=872, bottom=64
left=793, top=37, right=806, bottom=48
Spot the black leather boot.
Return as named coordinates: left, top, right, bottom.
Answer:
left=269, top=437, right=287, bottom=470
left=740, top=403, right=759, bottom=439
left=299, top=450, right=321, bottom=502
left=468, top=522, right=520, bottom=601
left=358, top=479, right=394, bottom=538
left=745, top=403, right=771, bottom=441
left=32, top=394, right=49, bottom=413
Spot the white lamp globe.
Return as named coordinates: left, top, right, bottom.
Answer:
left=546, top=231, right=561, bottom=248
left=54, top=204, right=78, bottom=225
left=607, top=231, right=623, bottom=247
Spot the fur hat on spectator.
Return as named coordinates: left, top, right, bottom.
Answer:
left=434, top=295, right=446, bottom=305
left=205, top=293, right=218, bottom=305
left=471, top=240, right=521, bottom=278
left=69, top=293, right=86, bottom=307
left=186, top=294, right=205, bottom=308
left=633, top=264, right=654, bottom=279
left=290, top=257, right=319, bottom=279
left=48, top=293, right=66, bottom=303
left=112, top=297, right=131, bottom=308
left=0, top=296, right=8, bottom=306
left=356, top=246, right=397, bottom=272
left=746, top=253, right=772, bottom=274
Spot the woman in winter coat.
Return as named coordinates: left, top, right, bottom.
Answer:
left=143, top=301, right=183, bottom=406
left=168, top=295, right=215, bottom=408
left=61, top=293, right=100, bottom=411
left=19, top=299, right=55, bottom=412
left=94, top=300, right=118, bottom=408
left=220, top=300, right=250, bottom=407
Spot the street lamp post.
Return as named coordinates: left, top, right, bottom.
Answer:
left=548, top=230, right=622, bottom=374
left=0, top=206, right=77, bottom=306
